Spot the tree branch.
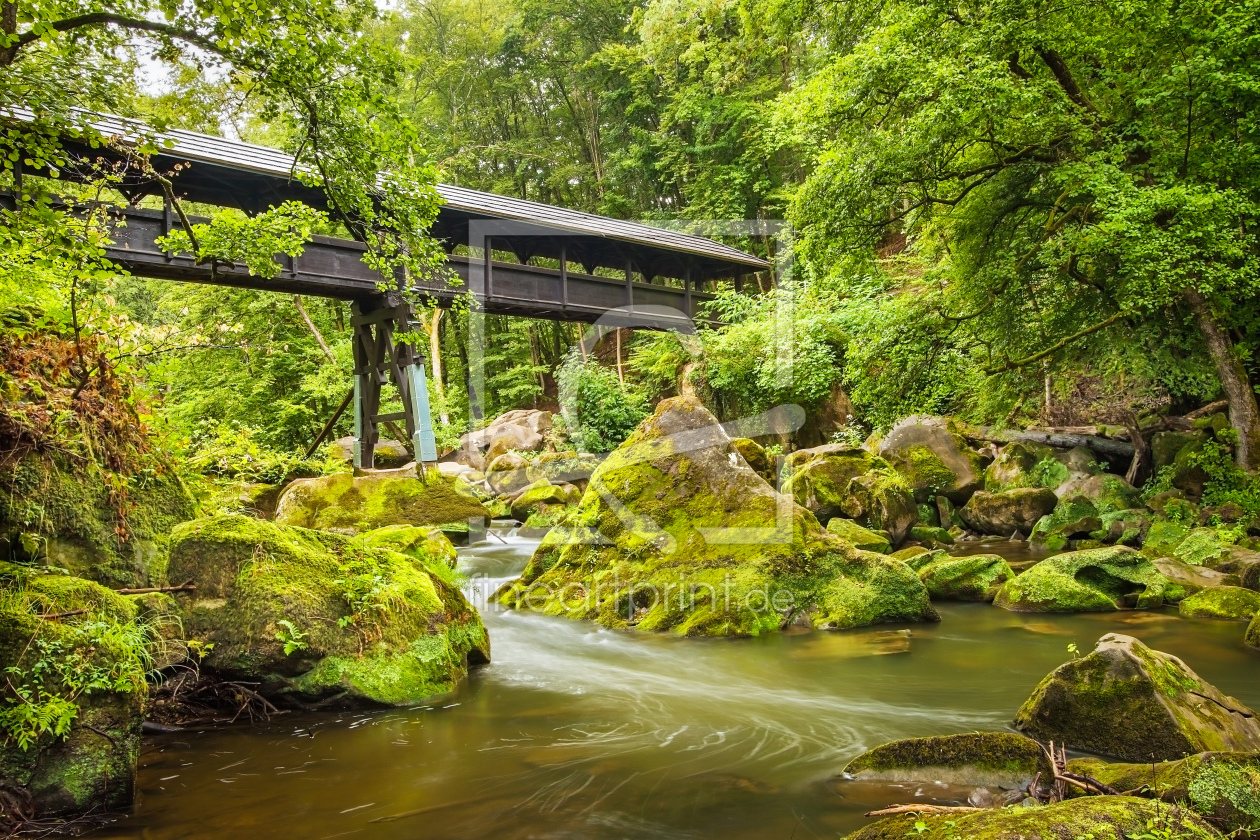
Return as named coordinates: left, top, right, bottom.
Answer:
left=5, top=13, right=228, bottom=63
left=1035, top=48, right=1098, bottom=114
left=986, top=310, right=1130, bottom=373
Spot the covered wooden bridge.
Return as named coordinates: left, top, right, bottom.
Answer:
left=4, top=111, right=769, bottom=468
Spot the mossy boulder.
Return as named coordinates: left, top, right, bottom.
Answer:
left=1069, top=752, right=1260, bottom=837
left=1014, top=633, right=1260, bottom=761
left=845, top=796, right=1220, bottom=840
left=959, top=488, right=1058, bottom=536
left=1029, top=495, right=1103, bottom=550
left=1173, top=528, right=1235, bottom=567
left=274, top=471, right=489, bottom=534
left=876, top=416, right=986, bottom=504
left=1245, top=613, right=1260, bottom=649
left=1091, top=509, right=1151, bottom=547
left=0, top=454, right=195, bottom=588
left=485, top=451, right=531, bottom=494
left=351, top=524, right=458, bottom=569
left=1154, top=557, right=1238, bottom=594
left=167, top=515, right=489, bottom=707
left=497, top=397, right=938, bottom=636
left=510, top=479, right=573, bottom=523
left=995, top=547, right=1182, bottom=612
left=826, top=518, right=891, bottom=553
left=730, top=438, right=774, bottom=484
left=842, top=731, right=1051, bottom=790
left=1054, top=473, right=1142, bottom=513
left=838, top=472, right=918, bottom=546
left=909, top=524, right=954, bottom=546
left=914, top=553, right=1015, bottom=602
left=781, top=444, right=887, bottom=521
left=1179, top=586, right=1260, bottom=621
left=0, top=567, right=151, bottom=819
left=985, top=440, right=1058, bottom=492
left=525, top=451, right=602, bottom=486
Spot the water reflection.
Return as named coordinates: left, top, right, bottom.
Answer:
left=93, top=526, right=1260, bottom=840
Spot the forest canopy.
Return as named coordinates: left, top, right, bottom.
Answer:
left=0, top=0, right=1257, bottom=474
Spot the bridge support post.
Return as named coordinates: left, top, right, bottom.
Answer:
left=350, top=294, right=439, bottom=473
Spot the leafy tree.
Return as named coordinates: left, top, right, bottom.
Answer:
left=781, top=0, right=1260, bottom=467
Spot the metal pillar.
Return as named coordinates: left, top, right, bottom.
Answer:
left=350, top=293, right=439, bottom=472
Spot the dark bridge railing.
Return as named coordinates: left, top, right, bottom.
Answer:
left=101, top=203, right=718, bottom=325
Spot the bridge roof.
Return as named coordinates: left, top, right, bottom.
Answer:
left=13, top=110, right=768, bottom=281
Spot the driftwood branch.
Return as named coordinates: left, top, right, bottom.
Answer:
left=1186, top=399, right=1228, bottom=420
left=39, top=608, right=87, bottom=620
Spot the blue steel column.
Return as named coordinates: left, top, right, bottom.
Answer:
left=407, top=362, right=439, bottom=463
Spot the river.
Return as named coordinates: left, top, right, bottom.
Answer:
left=94, top=527, right=1260, bottom=839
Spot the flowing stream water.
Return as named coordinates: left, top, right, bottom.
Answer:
left=95, top=527, right=1260, bottom=840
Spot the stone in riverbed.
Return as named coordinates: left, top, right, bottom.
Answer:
left=1013, top=633, right=1260, bottom=762
left=1068, top=752, right=1260, bottom=836
left=274, top=471, right=490, bottom=534
left=913, top=553, right=1015, bottom=602
left=497, top=397, right=938, bottom=636
left=844, top=796, right=1219, bottom=840
left=826, top=517, right=891, bottom=553
left=838, top=473, right=918, bottom=546
left=841, top=731, right=1051, bottom=790
left=1029, top=495, right=1102, bottom=550
left=510, top=479, right=573, bottom=523
left=169, top=515, right=489, bottom=707
left=994, top=547, right=1183, bottom=612
left=1179, top=587, right=1260, bottom=621
left=875, top=416, right=986, bottom=504
left=959, top=488, right=1058, bottom=536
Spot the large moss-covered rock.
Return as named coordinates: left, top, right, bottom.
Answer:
left=876, top=416, right=986, bottom=504
left=845, top=796, right=1220, bottom=840
left=826, top=517, right=891, bottom=553
left=913, top=553, right=1015, bottom=602
left=984, top=440, right=1058, bottom=492
left=0, top=566, right=150, bottom=819
left=959, top=488, right=1058, bottom=536
left=995, top=547, right=1182, bottom=612
left=1014, top=633, right=1260, bottom=761
left=1179, top=587, right=1260, bottom=621
left=1029, top=495, right=1102, bottom=550
left=497, top=397, right=938, bottom=636
left=274, top=471, right=489, bottom=534
left=1154, top=557, right=1238, bottom=594
left=842, top=731, right=1050, bottom=790
left=0, top=454, right=195, bottom=588
left=839, top=472, right=918, bottom=546
left=168, top=515, right=489, bottom=706
left=781, top=445, right=887, bottom=521
left=1054, top=473, right=1142, bottom=513
left=730, top=438, right=774, bottom=484
left=1245, top=613, right=1260, bottom=649
left=1069, top=752, right=1260, bottom=836
left=510, top=479, right=572, bottom=523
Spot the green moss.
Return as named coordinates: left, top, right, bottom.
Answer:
left=909, top=525, right=953, bottom=545
left=826, top=517, right=891, bottom=553
left=168, top=515, right=488, bottom=706
left=845, top=796, right=1220, bottom=840
left=1015, top=634, right=1260, bottom=761
left=1145, top=520, right=1193, bottom=557
left=845, top=732, right=1051, bottom=786
left=1030, top=495, right=1101, bottom=547
left=1070, top=753, right=1260, bottom=836
left=0, top=454, right=195, bottom=588
left=274, top=471, right=489, bottom=533
left=900, top=445, right=957, bottom=497
left=1179, top=586, right=1260, bottom=621
left=995, top=547, right=1178, bottom=612
left=1175, top=528, right=1234, bottom=566
left=350, top=524, right=457, bottom=570
left=916, top=553, right=1014, bottom=602
left=498, top=397, right=937, bottom=637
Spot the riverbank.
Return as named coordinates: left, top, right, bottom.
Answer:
left=81, top=527, right=1260, bottom=840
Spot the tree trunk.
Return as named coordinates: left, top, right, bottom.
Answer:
left=1185, top=288, right=1260, bottom=470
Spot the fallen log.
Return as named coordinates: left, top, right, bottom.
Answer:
left=968, top=427, right=1135, bottom=458
left=116, top=582, right=196, bottom=595
left=865, top=804, right=984, bottom=817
